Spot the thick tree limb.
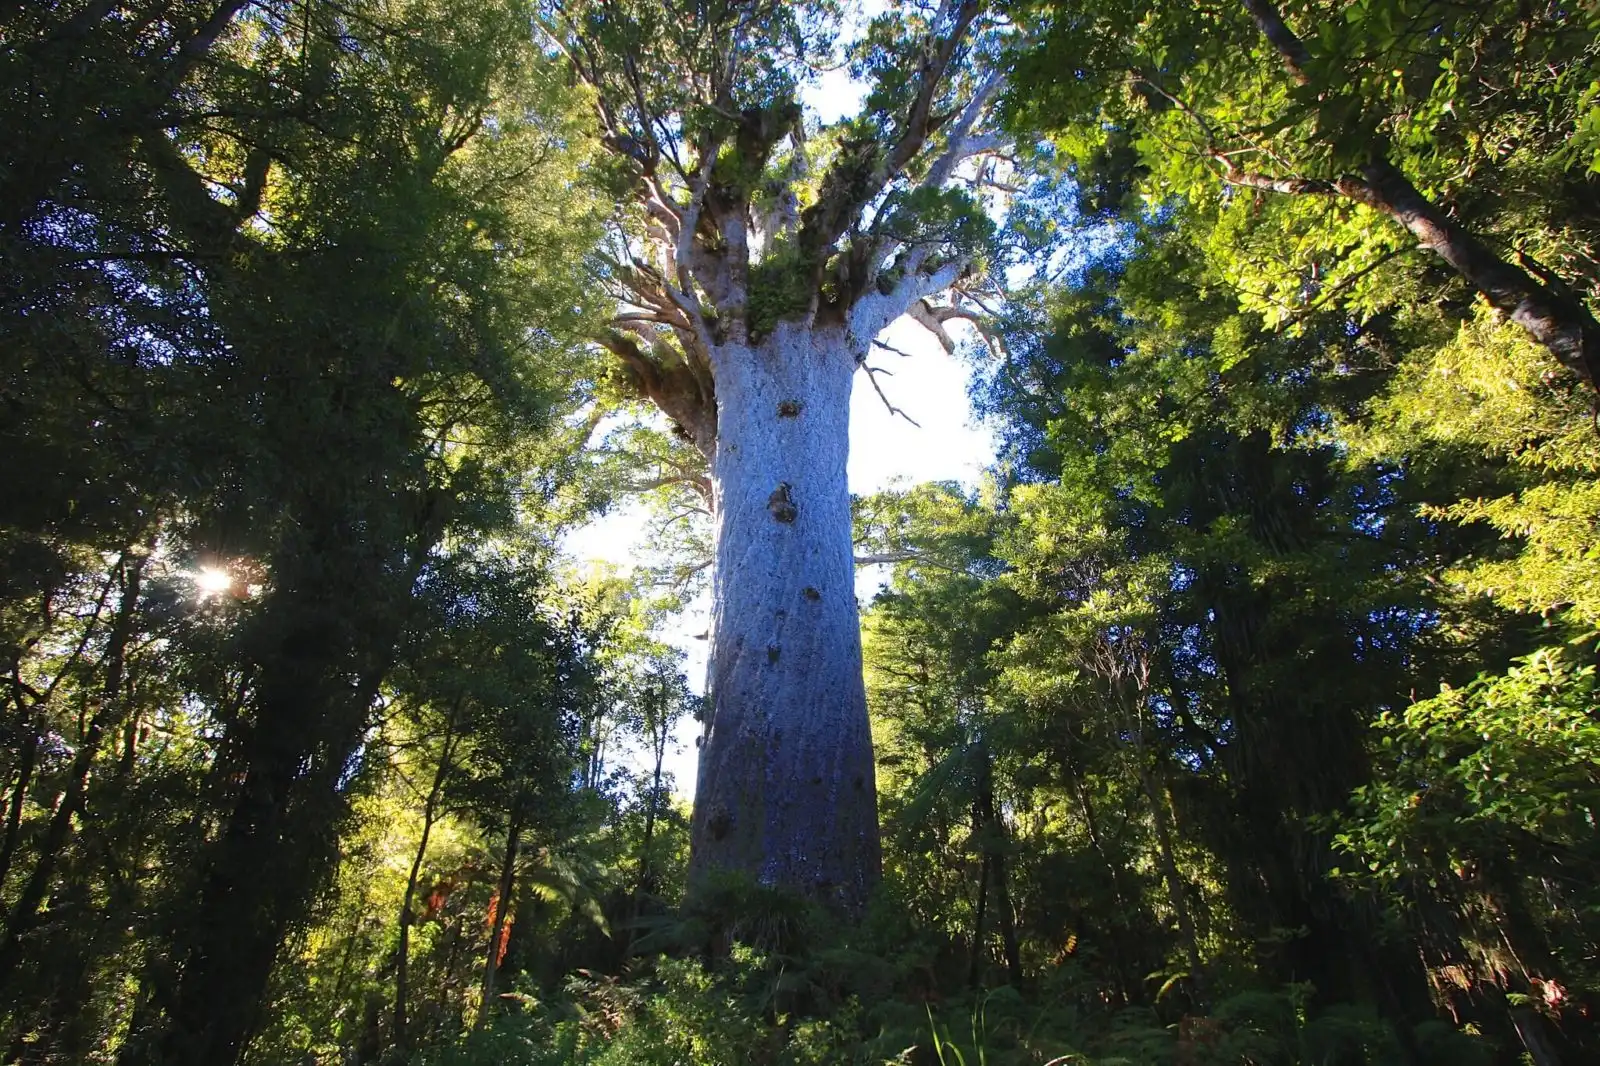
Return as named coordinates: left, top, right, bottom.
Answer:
left=674, top=147, right=720, bottom=299
left=884, top=0, right=987, bottom=177
left=598, top=332, right=717, bottom=456
left=165, top=0, right=252, bottom=89
left=1334, top=161, right=1600, bottom=385
left=906, top=297, right=1005, bottom=358
left=920, top=69, right=1006, bottom=191
left=859, top=72, right=1010, bottom=287
left=850, top=258, right=967, bottom=352
left=1239, top=0, right=1312, bottom=86
left=907, top=299, right=958, bottom=353
left=796, top=0, right=986, bottom=267
left=1154, top=0, right=1600, bottom=386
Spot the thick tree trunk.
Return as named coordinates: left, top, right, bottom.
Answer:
left=1509, top=1005, right=1563, bottom=1066
left=118, top=490, right=444, bottom=1066
left=690, top=323, right=881, bottom=913
left=120, top=648, right=378, bottom=1066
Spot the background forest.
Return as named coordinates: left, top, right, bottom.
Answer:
left=1, top=1, right=1597, bottom=1065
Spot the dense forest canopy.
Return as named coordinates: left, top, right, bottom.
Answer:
left=0, top=1, right=1596, bottom=1064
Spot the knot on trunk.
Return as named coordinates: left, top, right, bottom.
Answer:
left=767, top=482, right=797, bottom=523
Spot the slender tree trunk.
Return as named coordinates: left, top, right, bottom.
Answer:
left=1069, top=773, right=1124, bottom=901
left=992, top=851, right=1022, bottom=984
left=478, top=809, right=522, bottom=1026
left=691, top=323, right=880, bottom=912
left=979, top=793, right=1017, bottom=985
left=1110, top=675, right=1205, bottom=997
left=122, top=665, right=371, bottom=1066
left=118, top=708, right=140, bottom=777
left=639, top=744, right=664, bottom=892
left=1137, top=758, right=1204, bottom=993
left=1067, top=770, right=1133, bottom=1001
left=625, top=725, right=668, bottom=959
left=396, top=713, right=460, bottom=1053
left=330, top=881, right=373, bottom=1013
left=119, top=492, right=445, bottom=1066
left=976, top=760, right=1023, bottom=985
left=1, top=584, right=105, bottom=894
left=969, top=853, right=990, bottom=989
left=441, top=920, right=465, bottom=1032
left=0, top=728, right=37, bottom=892
left=0, top=551, right=144, bottom=987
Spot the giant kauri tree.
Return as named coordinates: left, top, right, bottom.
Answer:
left=544, top=0, right=1010, bottom=910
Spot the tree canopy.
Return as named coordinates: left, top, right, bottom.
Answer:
left=2, top=1, right=1599, bottom=1064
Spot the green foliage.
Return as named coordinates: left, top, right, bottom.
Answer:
left=1006, top=0, right=1600, bottom=363
left=1339, top=644, right=1600, bottom=901
left=747, top=239, right=819, bottom=340
left=1358, top=308, right=1600, bottom=631
left=6, top=2, right=1600, bottom=1065
left=0, top=0, right=610, bottom=1059
left=877, top=186, right=998, bottom=263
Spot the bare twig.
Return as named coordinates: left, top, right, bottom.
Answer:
left=861, top=363, right=921, bottom=427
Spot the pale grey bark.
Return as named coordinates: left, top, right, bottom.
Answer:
left=552, top=2, right=1008, bottom=914
left=692, top=322, right=880, bottom=909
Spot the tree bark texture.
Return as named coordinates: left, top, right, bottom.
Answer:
left=691, top=322, right=881, bottom=912
left=560, top=0, right=1002, bottom=914
left=1337, top=161, right=1600, bottom=387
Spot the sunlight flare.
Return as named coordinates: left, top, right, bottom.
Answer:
left=192, top=566, right=234, bottom=598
